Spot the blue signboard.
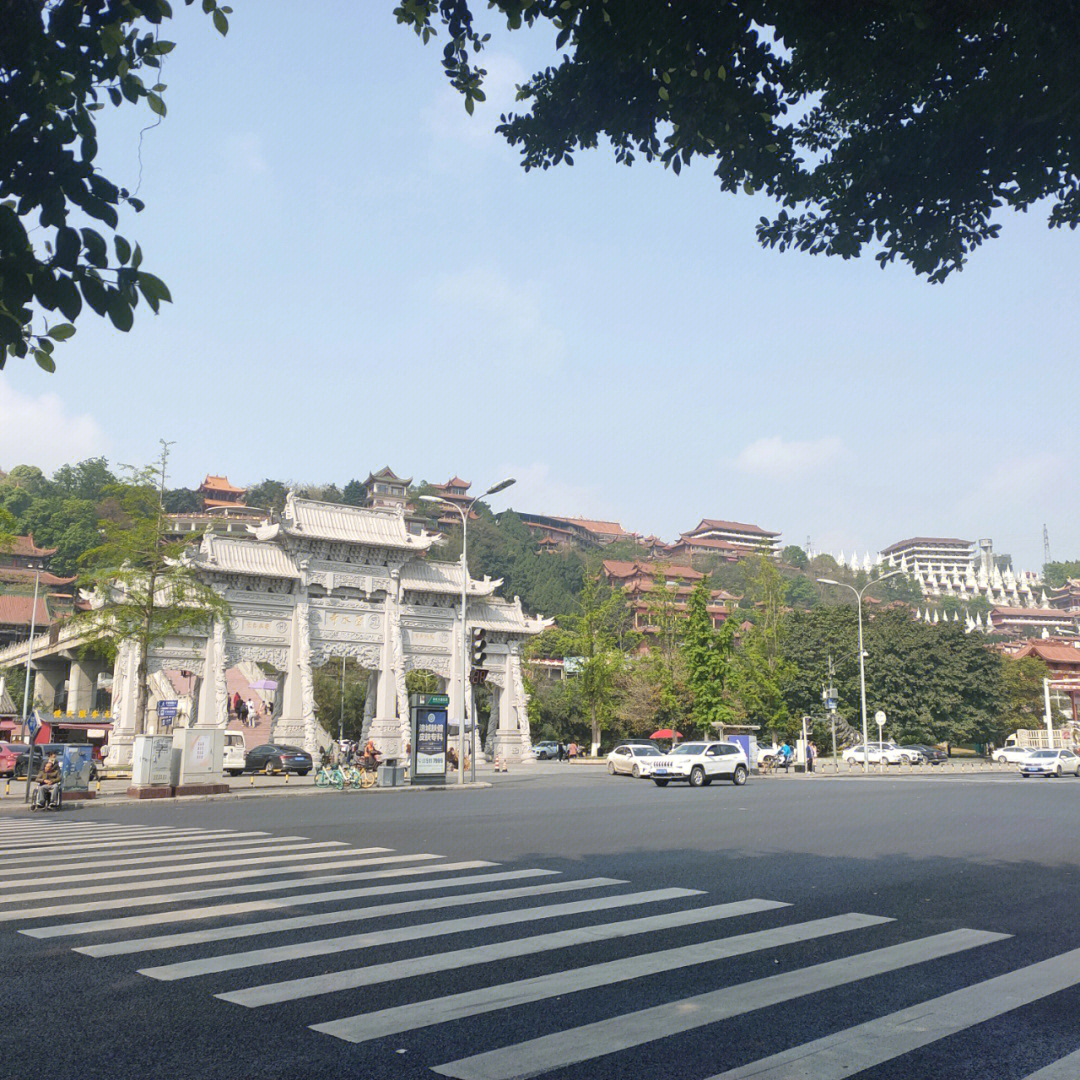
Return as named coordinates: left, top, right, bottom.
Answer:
left=27, top=711, right=39, bottom=735
left=157, top=700, right=178, bottom=726
left=61, top=745, right=94, bottom=792
left=411, top=699, right=448, bottom=785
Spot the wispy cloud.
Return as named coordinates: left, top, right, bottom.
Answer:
left=735, top=436, right=847, bottom=480
left=222, top=132, right=268, bottom=176
left=0, top=378, right=108, bottom=472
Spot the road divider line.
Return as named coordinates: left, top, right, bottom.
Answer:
left=22, top=868, right=553, bottom=938
left=312, top=913, right=889, bottom=1044
left=225, top=898, right=788, bottom=1009
left=432, top=928, right=1010, bottom=1080
left=77, top=878, right=627, bottom=956
left=706, top=945, right=1080, bottom=1080
left=141, top=887, right=703, bottom=981
left=2, top=859, right=495, bottom=923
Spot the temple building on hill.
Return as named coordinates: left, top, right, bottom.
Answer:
left=517, top=512, right=637, bottom=549
left=0, top=535, right=75, bottom=594
left=199, top=474, right=248, bottom=510
left=670, top=518, right=782, bottom=561
left=0, top=593, right=53, bottom=649
left=601, top=559, right=738, bottom=634
left=362, top=467, right=411, bottom=511
left=877, top=536, right=1043, bottom=606
left=426, top=477, right=478, bottom=529
left=1050, top=580, right=1080, bottom=612
left=166, top=474, right=266, bottom=541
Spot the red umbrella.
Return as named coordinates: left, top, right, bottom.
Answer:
left=649, top=729, right=683, bottom=740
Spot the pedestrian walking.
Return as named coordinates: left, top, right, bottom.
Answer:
left=557, top=740, right=566, bottom=762
left=246, top=698, right=256, bottom=725
left=807, top=740, right=816, bottom=773
left=568, top=740, right=579, bottom=762
left=232, top=691, right=242, bottom=718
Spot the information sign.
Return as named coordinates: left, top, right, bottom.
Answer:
left=410, top=693, right=448, bottom=785
left=61, top=745, right=94, bottom=791
left=157, top=699, right=178, bottom=720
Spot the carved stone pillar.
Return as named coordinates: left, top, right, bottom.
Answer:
left=106, top=639, right=141, bottom=768
left=492, top=642, right=531, bottom=764
left=369, top=569, right=405, bottom=760
left=197, top=621, right=227, bottom=727
left=360, top=670, right=378, bottom=743
left=277, top=594, right=317, bottom=752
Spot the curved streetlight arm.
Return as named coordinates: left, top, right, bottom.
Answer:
left=817, top=568, right=903, bottom=771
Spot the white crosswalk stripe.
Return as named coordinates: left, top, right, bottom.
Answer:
left=0, top=837, right=344, bottom=878
left=430, top=928, right=1009, bottom=1080
left=706, top=946, right=1080, bottom=1079
left=138, top=887, right=703, bottom=981
left=3, top=819, right=1078, bottom=1080
left=1020, top=1047, right=1080, bottom=1079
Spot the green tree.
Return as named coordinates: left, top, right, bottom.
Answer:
left=682, top=580, right=735, bottom=734
left=246, top=479, right=289, bottom=516
left=312, top=658, right=370, bottom=742
left=782, top=545, right=809, bottom=570
left=557, top=572, right=625, bottom=752
left=396, top=2, right=1080, bottom=282
left=999, top=655, right=1049, bottom=738
left=74, top=445, right=228, bottom=736
left=2, top=0, right=231, bottom=368
left=52, top=457, right=115, bottom=502
left=1044, top=561, right=1080, bottom=589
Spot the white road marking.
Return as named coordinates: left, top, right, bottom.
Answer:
left=0, top=859, right=494, bottom=923
left=0, top=828, right=223, bottom=854
left=0, top=850, right=434, bottom=904
left=1, top=837, right=336, bottom=876
left=1021, top=1047, right=1080, bottom=1079
left=77, top=878, right=625, bottom=956
left=708, top=945, right=1080, bottom=1079
left=141, top=887, right=703, bottom=981
left=432, top=928, right=1010, bottom=1080
left=0, top=841, right=346, bottom=886
left=225, top=898, right=788, bottom=1009
left=21, top=869, right=553, bottom=938
left=313, top=912, right=890, bottom=1044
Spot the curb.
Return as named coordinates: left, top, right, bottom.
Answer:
left=0, top=780, right=494, bottom=813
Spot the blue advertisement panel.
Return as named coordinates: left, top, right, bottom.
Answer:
left=61, top=744, right=94, bottom=791
left=413, top=708, right=447, bottom=782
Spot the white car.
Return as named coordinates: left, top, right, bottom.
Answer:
left=607, top=743, right=663, bottom=777
left=223, top=730, right=247, bottom=776
left=842, top=741, right=908, bottom=766
left=994, top=745, right=1036, bottom=765
left=650, top=741, right=749, bottom=788
left=1018, top=748, right=1080, bottom=778
left=756, top=744, right=782, bottom=767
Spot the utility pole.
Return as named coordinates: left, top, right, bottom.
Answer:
left=1043, top=524, right=1051, bottom=566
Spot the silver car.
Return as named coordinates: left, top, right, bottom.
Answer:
left=607, top=743, right=662, bottom=778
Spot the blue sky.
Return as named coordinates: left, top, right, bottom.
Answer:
left=2, top=4, right=1077, bottom=573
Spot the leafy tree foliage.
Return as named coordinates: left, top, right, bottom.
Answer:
left=341, top=479, right=365, bottom=507
left=682, top=579, right=735, bottom=732
left=2, top=0, right=230, bottom=369
left=1044, top=561, right=1080, bottom=589
left=246, top=479, right=289, bottom=516
left=397, top=2, right=1080, bottom=282
left=312, top=657, right=369, bottom=742
left=782, top=545, right=809, bottom=570
left=75, top=450, right=228, bottom=735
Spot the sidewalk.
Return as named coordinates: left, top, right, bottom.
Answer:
left=0, top=769, right=494, bottom=812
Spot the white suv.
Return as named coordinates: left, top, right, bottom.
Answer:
left=842, top=741, right=907, bottom=766
left=650, top=741, right=749, bottom=788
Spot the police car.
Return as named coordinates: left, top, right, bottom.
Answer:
left=650, top=741, right=749, bottom=787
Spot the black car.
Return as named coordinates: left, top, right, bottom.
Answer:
left=902, top=744, right=947, bottom=765
left=243, top=743, right=312, bottom=775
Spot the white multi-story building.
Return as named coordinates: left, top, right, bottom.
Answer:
left=875, top=536, right=1043, bottom=607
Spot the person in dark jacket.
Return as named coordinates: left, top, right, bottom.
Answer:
left=34, top=750, right=63, bottom=810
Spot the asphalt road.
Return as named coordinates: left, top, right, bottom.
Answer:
left=2, top=765, right=1079, bottom=1080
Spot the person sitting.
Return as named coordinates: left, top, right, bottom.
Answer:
left=361, top=738, right=381, bottom=771
left=446, top=745, right=459, bottom=770
left=34, top=750, right=63, bottom=811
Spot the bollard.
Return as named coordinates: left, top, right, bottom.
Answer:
left=284, top=770, right=289, bottom=785
left=250, top=772, right=255, bottom=787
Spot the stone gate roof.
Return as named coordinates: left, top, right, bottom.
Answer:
left=282, top=494, right=435, bottom=550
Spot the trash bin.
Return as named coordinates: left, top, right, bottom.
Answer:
left=378, top=764, right=406, bottom=787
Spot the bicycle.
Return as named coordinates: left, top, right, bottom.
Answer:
left=314, top=763, right=345, bottom=789
left=347, top=762, right=377, bottom=789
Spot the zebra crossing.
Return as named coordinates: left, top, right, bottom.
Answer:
left=2, top=817, right=1080, bottom=1079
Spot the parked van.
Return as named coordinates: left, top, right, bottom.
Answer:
left=224, top=730, right=247, bottom=776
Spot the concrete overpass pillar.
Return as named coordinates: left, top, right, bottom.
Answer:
left=33, top=660, right=67, bottom=712
left=68, top=657, right=97, bottom=716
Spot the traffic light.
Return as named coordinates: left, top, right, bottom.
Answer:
left=471, top=626, right=487, bottom=669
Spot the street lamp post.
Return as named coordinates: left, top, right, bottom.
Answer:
left=817, top=570, right=901, bottom=773
left=420, top=478, right=515, bottom=785
left=19, top=568, right=41, bottom=803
